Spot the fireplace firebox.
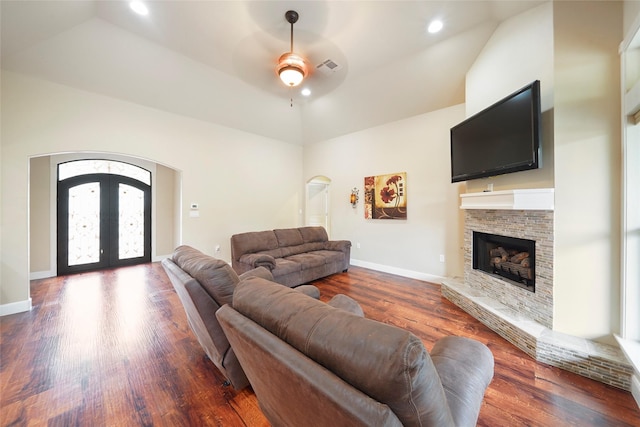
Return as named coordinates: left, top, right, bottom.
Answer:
left=473, top=231, right=535, bottom=292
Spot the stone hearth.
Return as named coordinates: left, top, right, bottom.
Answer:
left=441, top=189, right=632, bottom=391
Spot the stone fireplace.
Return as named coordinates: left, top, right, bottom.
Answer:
left=441, top=188, right=633, bottom=391
left=464, top=207, right=553, bottom=328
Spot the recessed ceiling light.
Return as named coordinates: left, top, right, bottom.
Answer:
left=428, top=19, right=443, bottom=34
left=301, top=88, right=311, bottom=97
left=129, top=1, right=149, bottom=16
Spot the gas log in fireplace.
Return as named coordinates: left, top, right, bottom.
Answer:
left=473, top=231, right=535, bottom=292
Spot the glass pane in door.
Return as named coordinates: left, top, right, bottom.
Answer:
left=59, top=159, right=151, bottom=185
left=118, top=183, right=145, bottom=260
left=68, top=182, right=101, bottom=266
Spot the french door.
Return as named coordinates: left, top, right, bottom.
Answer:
left=57, top=161, right=151, bottom=275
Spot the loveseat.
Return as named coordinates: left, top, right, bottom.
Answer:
left=217, top=276, right=495, bottom=426
left=161, top=245, right=321, bottom=389
left=230, top=226, right=351, bottom=288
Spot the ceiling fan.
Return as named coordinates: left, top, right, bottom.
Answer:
left=230, top=6, right=347, bottom=101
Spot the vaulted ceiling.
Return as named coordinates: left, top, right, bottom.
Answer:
left=0, top=1, right=544, bottom=144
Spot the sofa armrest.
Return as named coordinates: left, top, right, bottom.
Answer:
left=430, top=336, right=494, bottom=427
left=239, top=253, right=276, bottom=271
left=325, top=240, right=352, bottom=253
left=239, top=266, right=274, bottom=282
left=327, top=294, right=364, bottom=317
left=294, top=284, right=320, bottom=300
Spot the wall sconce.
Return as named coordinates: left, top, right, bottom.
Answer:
left=350, top=188, right=359, bottom=208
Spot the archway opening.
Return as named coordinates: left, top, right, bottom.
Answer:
left=305, top=175, right=331, bottom=234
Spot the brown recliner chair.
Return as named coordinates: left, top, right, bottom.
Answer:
left=217, top=276, right=495, bottom=426
left=161, top=245, right=320, bottom=390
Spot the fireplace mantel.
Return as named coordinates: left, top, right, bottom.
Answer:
left=460, top=188, right=554, bottom=211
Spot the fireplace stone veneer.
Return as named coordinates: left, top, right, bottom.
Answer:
left=441, top=189, right=632, bottom=391
left=465, top=209, right=552, bottom=327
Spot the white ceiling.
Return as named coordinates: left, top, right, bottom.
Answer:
left=0, top=0, right=544, bottom=144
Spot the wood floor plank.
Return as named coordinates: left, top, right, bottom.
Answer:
left=1, top=263, right=638, bottom=426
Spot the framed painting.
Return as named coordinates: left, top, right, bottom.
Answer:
left=364, top=172, right=407, bottom=220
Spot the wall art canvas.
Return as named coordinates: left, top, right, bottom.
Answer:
left=364, top=172, right=407, bottom=220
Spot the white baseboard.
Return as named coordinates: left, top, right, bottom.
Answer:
left=350, top=259, right=445, bottom=284
left=0, top=298, right=32, bottom=316
left=30, top=270, right=55, bottom=280
left=632, top=374, right=640, bottom=409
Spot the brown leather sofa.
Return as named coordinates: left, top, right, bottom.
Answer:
left=217, top=276, right=495, bottom=426
left=230, top=226, right=351, bottom=288
left=161, top=245, right=321, bottom=389
left=162, top=245, right=360, bottom=390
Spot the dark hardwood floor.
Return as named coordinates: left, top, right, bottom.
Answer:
left=1, top=263, right=639, bottom=426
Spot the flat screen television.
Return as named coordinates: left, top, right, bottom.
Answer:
left=450, top=80, right=541, bottom=183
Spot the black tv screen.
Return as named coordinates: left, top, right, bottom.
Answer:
left=450, top=80, right=541, bottom=183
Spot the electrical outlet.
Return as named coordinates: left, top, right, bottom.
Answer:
left=215, top=245, right=221, bottom=253
left=439, top=254, right=445, bottom=263
left=356, top=243, right=361, bottom=249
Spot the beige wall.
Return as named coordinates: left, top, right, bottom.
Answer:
left=29, top=156, right=51, bottom=273
left=553, top=1, right=622, bottom=342
left=465, top=2, right=555, bottom=193
left=1, top=71, right=303, bottom=307
left=304, top=104, right=466, bottom=280
left=155, top=163, right=177, bottom=257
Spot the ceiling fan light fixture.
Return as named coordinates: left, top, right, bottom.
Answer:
left=277, top=52, right=307, bottom=87
left=276, top=10, right=308, bottom=88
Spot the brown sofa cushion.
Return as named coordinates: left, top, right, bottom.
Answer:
left=284, top=253, right=326, bottom=269
left=272, top=258, right=303, bottom=275
left=299, top=226, right=329, bottom=243
left=173, top=245, right=238, bottom=307
left=309, top=250, right=345, bottom=265
left=172, top=245, right=205, bottom=266
left=232, top=230, right=279, bottom=254
left=279, top=243, right=325, bottom=257
left=274, top=228, right=304, bottom=247
left=232, top=276, right=454, bottom=426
